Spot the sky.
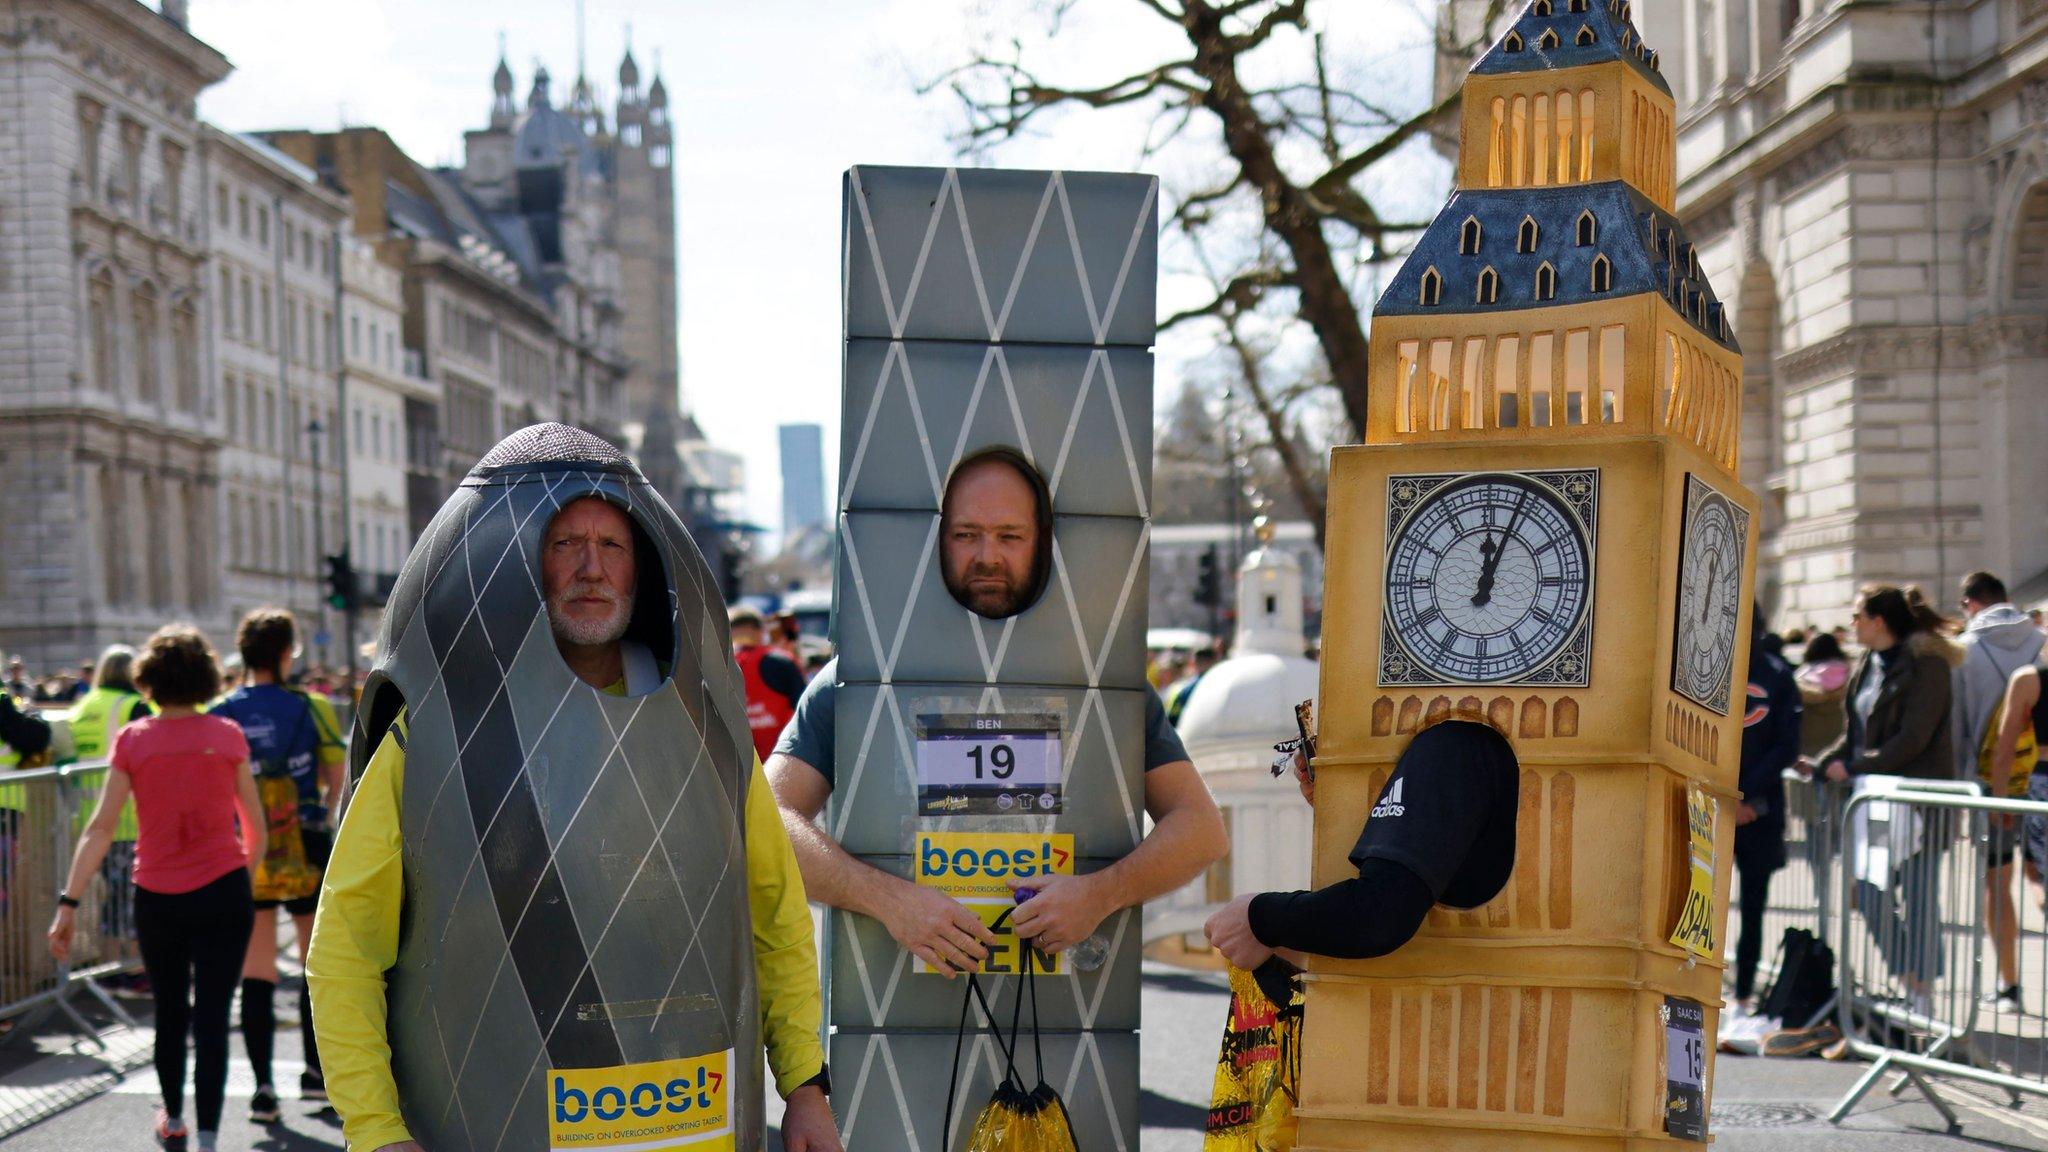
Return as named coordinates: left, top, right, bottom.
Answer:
left=188, top=0, right=1444, bottom=539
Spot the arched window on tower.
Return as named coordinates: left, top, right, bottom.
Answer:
left=1569, top=0, right=1588, bottom=10
left=1477, top=267, right=1500, bottom=304
left=1590, top=254, right=1613, bottom=292
left=1535, top=262, right=1557, bottom=300
left=1518, top=215, right=1540, bottom=253
left=1532, top=0, right=1552, bottom=14
left=1576, top=211, right=1598, bottom=246
left=1504, top=29, right=1525, bottom=52
left=1460, top=216, right=1483, bottom=255
left=1576, top=24, right=1596, bottom=44
left=1420, top=266, right=1443, bottom=306
left=1537, top=27, right=1560, bottom=49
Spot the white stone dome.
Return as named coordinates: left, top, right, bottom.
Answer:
left=1176, top=649, right=1321, bottom=765
left=1175, top=543, right=1319, bottom=769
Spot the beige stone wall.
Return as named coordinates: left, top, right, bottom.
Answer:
left=0, top=3, right=230, bottom=670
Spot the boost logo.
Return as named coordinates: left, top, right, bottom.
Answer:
left=546, top=1050, right=733, bottom=1151
left=915, top=832, right=1075, bottom=901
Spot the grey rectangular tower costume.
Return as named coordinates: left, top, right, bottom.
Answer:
left=832, top=166, right=1156, bottom=1151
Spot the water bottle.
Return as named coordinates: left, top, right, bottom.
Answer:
left=1012, top=887, right=1110, bottom=972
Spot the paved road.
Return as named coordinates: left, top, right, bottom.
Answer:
left=6, top=964, right=2048, bottom=1151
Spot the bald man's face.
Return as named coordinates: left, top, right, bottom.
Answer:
left=940, top=459, right=1044, bottom=619
left=543, top=498, right=638, bottom=649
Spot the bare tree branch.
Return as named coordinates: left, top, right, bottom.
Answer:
left=1159, top=265, right=1294, bottom=330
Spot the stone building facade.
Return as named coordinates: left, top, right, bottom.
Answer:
left=206, top=125, right=350, bottom=661
left=0, top=0, right=229, bottom=669
left=1644, top=0, right=2048, bottom=626
left=339, top=236, right=433, bottom=648
left=1448, top=0, right=2048, bottom=626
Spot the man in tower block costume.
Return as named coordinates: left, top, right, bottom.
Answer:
left=1210, top=3, right=1757, bottom=1148
left=308, top=424, right=839, bottom=1152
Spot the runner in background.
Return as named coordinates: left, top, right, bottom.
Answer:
left=732, top=605, right=805, bottom=764
left=207, top=609, right=346, bottom=1123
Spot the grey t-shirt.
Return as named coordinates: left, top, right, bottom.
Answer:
left=771, top=657, right=1191, bottom=788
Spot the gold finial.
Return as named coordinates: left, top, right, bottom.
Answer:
left=1253, top=514, right=1275, bottom=546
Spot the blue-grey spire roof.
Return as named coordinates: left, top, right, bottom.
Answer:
left=1376, top=181, right=1737, bottom=352
left=1471, top=0, right=1670, bottom=98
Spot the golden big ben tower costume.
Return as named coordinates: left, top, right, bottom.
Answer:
left=1298, top=2, right=1755, bottom=1149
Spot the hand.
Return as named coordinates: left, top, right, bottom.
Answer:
left=1736, top=803, right=1758, bottom=827
left=372, top=1143, right=427, bottom=1152
left=1204, top=894, right=1272, bottom=970
left=47, top=905, right=75, bottom=963
left=780, top=1085, right=841, bottom=1152
left=1290, top=748, right=1315, bottom=807
left=1794, top=756, right=1817, bottom=778
left=1006, top=872, right=1110, bottom=955
left=883, top=883, right=997, bottom=977
left=1823, top=761, right=1850, bottom=784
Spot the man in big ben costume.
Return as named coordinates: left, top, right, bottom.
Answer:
left=1207, top=2, right=1756, bottom=1147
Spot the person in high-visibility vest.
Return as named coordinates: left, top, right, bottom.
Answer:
left=0, top=688, right=53, bottom=938
left=63, top=645, right=154, bottom=974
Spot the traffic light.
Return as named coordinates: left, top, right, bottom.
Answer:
left=325, top=552, right=358, bottom=612
left=718, top=543, right=744, bottom=602
left=1194, top=545, right=1221, bottom=608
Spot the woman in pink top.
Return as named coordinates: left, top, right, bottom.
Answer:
left=49, top=625, right=264, bottom=1152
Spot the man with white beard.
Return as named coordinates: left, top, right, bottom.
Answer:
left=309, top=489, right=840, bottom=1152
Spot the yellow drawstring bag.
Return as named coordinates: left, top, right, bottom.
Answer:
left=944, top=913, right=1080, bottom=1152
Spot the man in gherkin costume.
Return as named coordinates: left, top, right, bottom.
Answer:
left=308, top=424, right=841, bottom=1152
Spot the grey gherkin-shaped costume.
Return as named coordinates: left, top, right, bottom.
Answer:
left=350, top=424, right=762, bottom=1151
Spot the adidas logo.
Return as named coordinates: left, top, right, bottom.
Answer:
left=1371, top=778, right=1407, bottom=819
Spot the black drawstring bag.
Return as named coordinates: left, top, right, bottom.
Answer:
left=941, top=910, right=1081, bottom=1151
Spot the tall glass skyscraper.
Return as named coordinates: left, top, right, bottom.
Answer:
left=778, top=423, right=827, bottom=542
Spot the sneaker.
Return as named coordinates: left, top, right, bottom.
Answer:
left=249, top=1085, right=280, bottom=1124
left=300, top=1069, right=327, bottom=1102
left=1984, top=984, right=2024, bottom=1012
left=153, top=1108, right=188, bottom=1152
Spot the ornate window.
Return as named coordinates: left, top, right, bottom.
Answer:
left=1537, top=27, right=1560, bottom=49
left=1420, top=266, right=1443, bottom=306
left=1504, top=30, right=1524, bottom=52
left=1535, top=262, right=1558, bottom=300
left=1477, top=267, right=1500, bottom=304
left=132, top=280, right=159, bottom=403
left=1460, top=216, right=1483, bottom=254
left=1576, top=210, right=1598, bottom=246
left=1590, top=254, right=1613, bottom=292
left=1569, top=0, right=1588, bottom=10
left=1518, top=215, right=1540, bottom=253
left=1576, top=24, right=1596, bottom=45
left=87, top=266, right=117, bottom=393
left=1532, top=0, right=1552, bottom=13
left=172, top=297, right=200, bottom=412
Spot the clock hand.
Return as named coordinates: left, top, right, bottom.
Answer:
left=1473, top=532, right=1499, bottom=606
left=1699, top=554, right=1720, bottom=624
left=1473, top=494, right=1526, bottom=607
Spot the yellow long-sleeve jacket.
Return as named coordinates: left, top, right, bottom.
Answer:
left=307, top=699, right=824, bottom=1152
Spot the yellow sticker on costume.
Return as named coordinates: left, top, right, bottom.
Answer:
left=914, top=832, right=1074, bottom=901
left=1668, top=783, right=1718, bottom=959
left=547, top=1050, right=733, bottom=1151
left=913, top=832, right=1074, bottom=975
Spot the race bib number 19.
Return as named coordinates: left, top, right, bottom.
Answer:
left=547, top=1050, right=733, bottom=1151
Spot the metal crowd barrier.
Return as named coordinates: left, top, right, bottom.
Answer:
left=0, top=760, right=141, bottom=1047
left=1826, top=783, right=2048, bottom=1131
left=1755, top=771, right=1850, bottom=1022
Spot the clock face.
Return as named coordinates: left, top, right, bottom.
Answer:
left=1672, top=475, right=1750, bottom=713
left=1380, top=470, right=1599, bottom=687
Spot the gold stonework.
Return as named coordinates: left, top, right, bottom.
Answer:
left=1299, top=2, right=1759, bottom=1148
